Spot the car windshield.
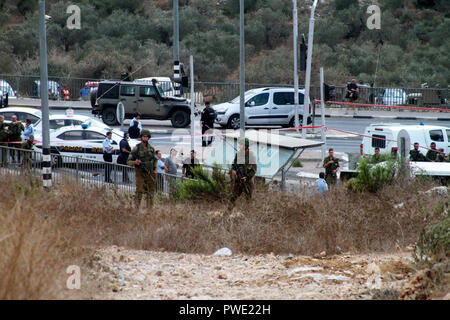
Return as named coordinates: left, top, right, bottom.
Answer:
left=230, top=91, right=260, bottom=104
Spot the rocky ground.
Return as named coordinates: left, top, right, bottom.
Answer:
left=78, top=245, right=435, bottom=300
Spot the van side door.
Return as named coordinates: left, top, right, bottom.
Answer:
left=245, top=92, right=271, bottom=125
left=271, top=91, right=304, bottom=125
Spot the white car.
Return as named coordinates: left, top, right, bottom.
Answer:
left=0, top=107, right=42, bottom=124
left=34, top=123, right=137, bottom=165
left=32, top=113, right=123, bottom=140
left=213, top=87, right=311, bottom=129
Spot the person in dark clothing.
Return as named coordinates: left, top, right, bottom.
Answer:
left=201, top=101, right=216, bottom=147
left=345, top=78, right=359, bottom=115
left=426, top=142, right=438, bottom=162
left=409, top=142, right=426, bottom=162
left=117, top=132, right=131, bottom=182
left=182, top=150, right=200, bottom=179
left=128, top=119, right=141, bottom=139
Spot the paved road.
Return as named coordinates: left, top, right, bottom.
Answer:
left=50, top=109, right=450, bottom=154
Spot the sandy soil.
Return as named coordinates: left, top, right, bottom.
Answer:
left=82, top=246, right=417, bottom=300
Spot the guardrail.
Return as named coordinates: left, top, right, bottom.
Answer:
left=0, top=145, right=188, bottom=196
left=1, top=74, right=448, bottom=108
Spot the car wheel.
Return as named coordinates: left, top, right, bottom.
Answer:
left=288, top=116, right=303, bottom=129
left=171, top=110, right=190, bottom=128
left=227, top=114, right=240, bottom=130
left=102, top=107, right=118, bottom=126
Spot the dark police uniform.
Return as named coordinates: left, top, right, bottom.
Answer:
left=201, top=105, right=216, bottom=146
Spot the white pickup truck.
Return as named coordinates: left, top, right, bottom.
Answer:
left=361, top=123, right=450, bottom=157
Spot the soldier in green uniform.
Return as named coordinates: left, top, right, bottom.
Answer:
left=425, top=142, right=438, bottom=162
left=229, top=138, right=257, bottom=206
left=0, top=115, right=10, bottom=166
left=21, top=135, right=34, bottom=172
left=323, top=148, right=340, bottom=186
left=409, top=142, right=426, bottom=161
left=127, top=129, right=157, bottom=209
left=371, top=147, right=382, bottom=163
left=8, top=115, right=24, bottom=163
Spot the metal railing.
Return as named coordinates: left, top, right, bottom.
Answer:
left=0, top=145, right=189, bottom=196
left=1, top=74, right=448, bottom=108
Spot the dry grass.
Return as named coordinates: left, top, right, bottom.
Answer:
left=0, top=174, right=445, bottom=299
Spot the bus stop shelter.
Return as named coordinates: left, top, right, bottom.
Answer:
left=203, top=129, right=324, bottom=188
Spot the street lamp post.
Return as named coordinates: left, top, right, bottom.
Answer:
left=239, top=0, right=245, bottom=140
left=39, top=0, right=51, bottom=188
left=293, top=0, right=299, bottom=132
left=303, top=0, right=319, bottom=139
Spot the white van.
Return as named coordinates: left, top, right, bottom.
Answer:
left=361, top=123, right=450, bottom=157
left=213, top=87, right=311, bottom=129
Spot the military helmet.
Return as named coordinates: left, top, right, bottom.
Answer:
left=140, top=129, right=151, bottom=138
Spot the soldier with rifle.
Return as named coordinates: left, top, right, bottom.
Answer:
left=229, top=138, right=257, bottom=207
left=127, top=129, right=157, bottom=209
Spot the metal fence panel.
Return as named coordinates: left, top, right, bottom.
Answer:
left=1, top=74, right=448, bottom=109
left=0, top=145, right=192, bottom=197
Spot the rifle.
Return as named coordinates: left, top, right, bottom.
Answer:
left=138, top=162, right=155, bottom=182
left=232, top=162, right=250, bottom=196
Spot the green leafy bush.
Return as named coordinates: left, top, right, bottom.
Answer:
left=413, top=210, right=449, bottom=265
left=346, top=159, right=396, bottom=193
left=173, top=164, right=229, bottom=200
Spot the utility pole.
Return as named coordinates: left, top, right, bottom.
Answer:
left=320, top=67, right=326, bottom=162
left=190, top=55, right=195, bottom=152
left=303, top=0, right=318, bottom=139
left=293, top=0, right=299, bottom=132
left=239, top=0, right=245, bottom=141
left=39, top=0, right=51, bottom=188
left=173, top=0, right=180, bottom=96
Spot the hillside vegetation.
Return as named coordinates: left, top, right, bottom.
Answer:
left=0, top=0, right=448, bottom=87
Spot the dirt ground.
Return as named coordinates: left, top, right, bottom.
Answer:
left=79, top=246, right=421, bottom=300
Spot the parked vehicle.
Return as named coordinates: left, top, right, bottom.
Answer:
left=213, top=87, right=312, bottom=129
left=0, top=107, right=41, bottom=124
left=376, top=88, right=407, bottom=105
left=361, top=123, right=450, bottom=157
left=32, top=113, right=123, bottom=140
left=91, top=80, right=194, bottom=128
left=33, top=122, right=137, bottom=165
left=33, top=80, right=61, bottom=99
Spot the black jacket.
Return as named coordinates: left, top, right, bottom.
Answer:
left=128, top=125, right=140, bottom=139
left=201, top=107, right=216, bottom=128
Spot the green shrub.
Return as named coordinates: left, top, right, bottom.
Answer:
left=413, top=210, right=449, bottom=265
left=346, top=159, right=396, bottom=193
left=173, top=164, right=229, bottom=200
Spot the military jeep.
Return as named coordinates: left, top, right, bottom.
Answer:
left=91, top=80, right=193, bottom=128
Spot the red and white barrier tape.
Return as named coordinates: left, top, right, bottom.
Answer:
left=313, top=100, right=450, bottom=112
